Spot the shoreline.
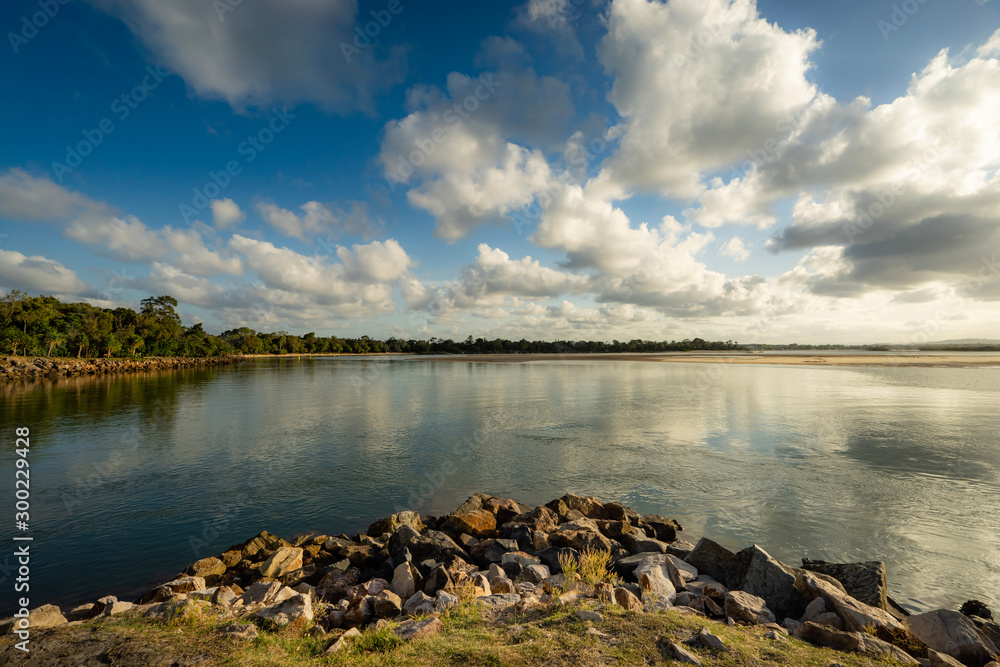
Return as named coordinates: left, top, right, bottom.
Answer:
left=0, top=354, right=247, bottom=381
left=407, top=352, right=1000, bottom=367
left=3, top=493, right=995, bottom=666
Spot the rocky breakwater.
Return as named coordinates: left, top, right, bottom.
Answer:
left=0, top=355, right=246, bottom=381
left=5, top=492, right=1000, bottom=666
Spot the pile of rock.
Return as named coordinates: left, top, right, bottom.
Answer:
left=4, top=493, right=999, bottom=665
left=0, top=355, right=246, bottom=381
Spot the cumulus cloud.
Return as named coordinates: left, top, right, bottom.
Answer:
left=211, top=198, right=245, bottom=229
left=379, top=63, right=574, bottom=240
left=257, top=200, right=381, bottom=242
left=89, top=0, right=406, bottom=112
left=0, top=249, right=87, bottom=294
left=719, top=237, right=750, bottom=262
left=0, top=168, right=113, bottom=221
left=591, top=0, right=820, bottom=200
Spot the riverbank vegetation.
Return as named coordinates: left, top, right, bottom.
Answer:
left=0, top=291, right=745, bottom=358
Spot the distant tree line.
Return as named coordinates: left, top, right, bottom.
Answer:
left=0, top=291, right=746, bottom=358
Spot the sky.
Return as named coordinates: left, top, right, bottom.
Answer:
left=1, top=0, right=999, bottom=344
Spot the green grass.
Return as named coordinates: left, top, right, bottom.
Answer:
left=0, top=600, right=916, bottom=667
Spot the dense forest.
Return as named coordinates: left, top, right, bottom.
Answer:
left=0, top=291, right=747, bottom=358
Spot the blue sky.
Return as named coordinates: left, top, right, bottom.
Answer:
left=2, top=0, right=999, bottom=343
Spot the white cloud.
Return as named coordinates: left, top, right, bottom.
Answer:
left=592, top=0, right=820, bottom=200
left=0, top=249, right=88, bottom=294
left=89, top=0, right=406, bottom=112
left=719, top=237, right=750, bottom=262
left=257, top=200, right=380, bottom=241
left=0, top=168, right=113, bottom=221
left=211, top=198, right=245, bottom=229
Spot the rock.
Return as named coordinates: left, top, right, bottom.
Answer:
left=316, top=567, right=360, bottom=602
left=446, top=510, right=497, bottom=538
left=65, top=604, right=97, bottom=621
left=423, top=565, right=454, bottom=595
left=506, top=505, right=559, bottom=533
left=725, top=590, right=776, bottom=625
left=501, top=551, right=542, bottom=568
left=595, top=519, right=635, bottom=540
left=388, top=526, right=467, bottom=565
left=491, top=576, right=515, bottom=594
left=801, top=559, right=889, bottom=611
left=189, top=587, right=219, bottom=602
left=278, top=564, right=316, bottom=589
left=292, top=583, right=315, bottom=600
left=219, top=622, right=259, bottom=640
left=435, top=590, right=459, bottom=612
left=239, top=580, right=289, bottom=606
left=102, top=600, right=135, bottom=616
left=576, top=609, right=604, bottom=622
left=665, top=554, right=698, bottom=589
left=517, top=564, right=551, bottom=585
left=796, top=571, right=905, bottom=634
left=928, top=649, right=969, bottom=667
left=140, top=575, right=207, bottom=604
left=685, top=538, right=737, bottom=584
left=475, top=593, right=523, bottom=611
left=483, top=497, right=527, bottom=524
left=470, top=573, right=492, bottom=596
left=982, top=622, right=1000, bottom=649
left=962, top=600, right=994, bottom=621
left=813, top=612, right=845, bottom=630
left=666, top=539, right=697, bottom=559
left=639, top=515, right=683, bottom=542
left=764, top=630, right=784, bottom=640
left=907, top=609, right=1000, bottom=667
left=391, top=562, right=420, bottom=600
left=326, top=627, right=361, bottom=653
left=688, top=595, right=724, bottom=618
left=255, top=594, right=313, bottom=626
left=536, top=547, right=581, bottom=574
left=802, top=597, right=826, bottom=623
left=373, top=590, right=402, bottom=617
left=698, top=628, right=729, bottom=652
left=395, top=616, right=444, bottom=640
left=726, top=545, right=806, bottom=620
left=615, top=586, right=644, bottom=612
left=634, top=557, right=677, bottom=601
left=856, top=633, right=921, bottom=665
left=20, top=605, right=68, bottom=630
left=782, top=618, right=802, bottom=633
left=666, top=641, right=703, bottom=664
left=793, top=621, right=861, bottom=652
left=550, top=494, right=610, bottom=520
left=241, top=530, right=286, bottom=558
left=549, top=528, right=613, bottom=552
left=186, top=556, right=227, bottom=584
left=368, top=511, right=426, bottom=537
left=403, top=591, right=435, bottom=616
left=471, top=538, right=519, bottom=566
left=343, top=596, right=373, bottom=627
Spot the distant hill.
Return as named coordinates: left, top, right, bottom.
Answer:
left=926, top=339, right=1000, bottom=346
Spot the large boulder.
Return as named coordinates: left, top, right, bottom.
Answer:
left=186, top=556, right=227, bottom=584
left=482, top=497, right=530, bottom=524
left=255, top=594, right=312, bottom=626
left=505, top=506, right=559, bottom=534
left=685, top=537, right=736, bottom=584
left=548, top=494, right=610, bottom=520
left=259, top=547, right=304, bottom=579
left=367, top=511, right=426, bottom=537
left=725, top=545, right=806, bottom=620
left=315, top=567, right=360, bottom=602
left=801, top=559, right=888, bottom=611
left=634, top=556, right=677, bottom=601
left=906, top=609, right=1000, bottom=667
left=445, top=510, right=497, bottom=538
left=638, top=515, right=683, bottom=543
left=796, top=571, right=905, bottom=635
left=725, top=590, right=776, bottom=625
left=388, top=526, right=467, bottom=565
left=390, top=562, right=420, bottom=600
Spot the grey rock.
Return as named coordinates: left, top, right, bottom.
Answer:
left=395, top=616, right=444, bottom=640
left=724, top=590, right=776, bottom=625
left=906, top=609, right=1000, bottom=667
left=255, top=594, right=312, bottom=626
left=726, top=545, right=806, bottom=620
left=801, top=559, right=888, bottom=611
left=219, top=622, right=259, bottom=640
left=698, top=628, right=729, bottom=652
left=685, top=537, right=737, bottom=584
left=402, top=591, right=435, bottom=616
left=576, top=609, right=604, bottom=622
left=666, top=641, right=703, bottom=664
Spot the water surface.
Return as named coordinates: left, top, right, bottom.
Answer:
left=2, top=356, right=998, bottom=615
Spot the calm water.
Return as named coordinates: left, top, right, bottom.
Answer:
left=2, top=356, right=999, bottom=616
